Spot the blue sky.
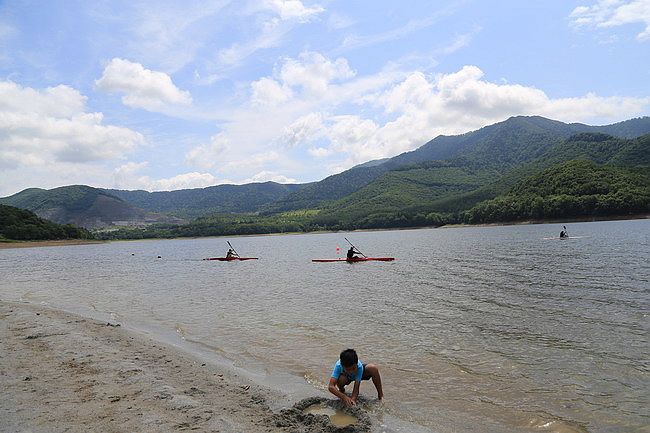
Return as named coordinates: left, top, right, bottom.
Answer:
left=0, top=0, right=649, bottom=196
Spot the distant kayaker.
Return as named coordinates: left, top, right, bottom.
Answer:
left=560, top=226, right=569, bottom=238
left=328, top=348, right=383, bottom=407
left=225, top=248, right=239, bottom=259
left=347, top=246, right=361, bottom=259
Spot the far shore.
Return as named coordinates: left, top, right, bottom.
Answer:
left=2, top=214, right=647, bottom=249
left=0, top=239, right=106, bottom=249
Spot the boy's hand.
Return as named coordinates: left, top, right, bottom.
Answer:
left=342, top=395, right=356, bottom=407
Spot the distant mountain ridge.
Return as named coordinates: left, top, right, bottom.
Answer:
left=104, top=181, right=303, bottom=219
left=269, top=116, right=650, bottom=212
left=0, top=185, right=182, bottom=229
left=2, top=116, right=649, bottom=232
left=310, top=130, right=650, bottom=227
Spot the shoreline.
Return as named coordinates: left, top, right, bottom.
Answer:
left=0, top=239, right=106, bottom=249
left=1, top=215, right=646, bottom=249
left=0, top=300, right=376, bottom=433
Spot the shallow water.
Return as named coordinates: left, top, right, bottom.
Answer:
left=0, top=219, right=648, bottom=432
left=304, top=403, right=358, bottom=427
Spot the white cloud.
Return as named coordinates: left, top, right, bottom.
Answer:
left=570, top=0, right=650, bottom=41
left=279, top=112, right=325, bottom=146
left=297, top=65, right=650, bottom=170
left=223, top=150, right=281, bottom=172
left=279, top=52, right=355, bottom=96
left=245, top=170, right=298, bottom=183
left=96, top=58, right=192, bottom=111
left=0, top=80, right=143, bottom=169
left=147, top=172, right=221, bottom=191
left=112, top=162, right=223, bottom=191
left=185, top=133, right=231, bottom=169
left=251, top=77, right=293, bottom=107
left=308, top=146, right=333, bottom=157
left=217, top=17, right=285, bottom=66
left=192, top=54, right=650, bottom=185
left=86, top=1, right=231, bottom=73
left=214, top=0, right=324, bottom=70
left=263, top=0, right=324, bottom=22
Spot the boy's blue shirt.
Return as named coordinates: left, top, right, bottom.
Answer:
left=331, top=359, right=364, bottom=382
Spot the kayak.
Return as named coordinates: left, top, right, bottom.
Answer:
left=203, top=257, right=259, bottom=261
left=312, top=257, right=395, bottom=263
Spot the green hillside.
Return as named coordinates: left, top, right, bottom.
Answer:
left=105, top=181, right=303, bottom=218
left=316, top=131, right=650, bottom=227
left=271, top=116, right=650, bottom=212
left=464, top=160, right=650, bottom=223
left=0, top=185, right=179, bottom=229
left=0, top=204, right=92, bottom=241
left=265, top=165, right=389, bottom=212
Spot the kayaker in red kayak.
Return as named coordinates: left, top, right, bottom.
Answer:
left=225, top=248, right=239, bottom=259
left=347, top=246, right=361, bottom=259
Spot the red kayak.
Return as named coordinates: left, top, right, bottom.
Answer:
left=203, top=257, right=259, bottom=261
left=312, top=257, right=395, bottom=263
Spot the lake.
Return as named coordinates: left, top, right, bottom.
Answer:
left=1, top=219, right=648, bottom=433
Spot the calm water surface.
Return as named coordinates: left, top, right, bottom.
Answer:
left=1, top=220, right=648, bottom=433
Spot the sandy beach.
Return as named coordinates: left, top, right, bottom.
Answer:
left=0, top=301, right=370, bottom=433
left=0, top=240, right=106, bottom=249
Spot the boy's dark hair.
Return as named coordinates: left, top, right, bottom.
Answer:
left=340, top=348, right=358, bottom=367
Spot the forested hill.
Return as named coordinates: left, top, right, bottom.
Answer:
left=0, top=185, right=181, bottom=229
left=464, top=160, right=650, bottom=224
left=104, top=181, right=304, bottom=218
left=269, top=116, right=650, bottom=212
left=0, top=204, right=92, bottom=240
left=303, top=130, right=650, bottom=229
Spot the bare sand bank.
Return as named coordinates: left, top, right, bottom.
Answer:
left=0, top=239, right=106, bottom=249
left=0, top=301, right=371, bottom=433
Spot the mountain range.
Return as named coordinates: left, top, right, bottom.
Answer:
left=1, top=115, right=649, bottom=235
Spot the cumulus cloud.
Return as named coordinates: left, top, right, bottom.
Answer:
left=290, top=65, right=649, bottom=169
left=96, top=58, right=192, bottom=111
left=0, top=80, right=143, bottom=169
left=146, top=172, right=221, bottom=191
left=112, top=162, right=222, bottom=191
left=279, top=112, right=325, bottom=146
left=185, top=133, right=231, bottom=169
left=195, top=54, right=650, bottom=184
left=279, top=52, right=355, bottom=96
left=251, top=77, right=293, bottom=107
left=263, top=0, right=324, bottom=22
left=245, top=170, right=298, bottom=183
left=570, top=0, right=650, bottom=41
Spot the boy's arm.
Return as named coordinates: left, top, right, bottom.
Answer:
left=328, top=378, right=354, bottom=405
left=351, top=380, right=361, bottom=403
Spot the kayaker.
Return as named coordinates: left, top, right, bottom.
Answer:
left=560, top=226, right=569, bottom=238
left=225, top=248, right=239, bottom=258
left=328, top=348, right=383, bottom=407
left=347, top=246, right=361, bottom=259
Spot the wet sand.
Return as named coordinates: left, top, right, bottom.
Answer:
left=0, top=301, right=369, bottom=433
left=0, top=239, right=106, bottom=249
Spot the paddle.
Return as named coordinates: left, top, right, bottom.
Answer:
left=227, top=241, right=240, bottom=257
left=344, top=237, right=367, bottom=258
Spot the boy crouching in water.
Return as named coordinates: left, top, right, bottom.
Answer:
left=328, top=348, right=383, bottom=407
